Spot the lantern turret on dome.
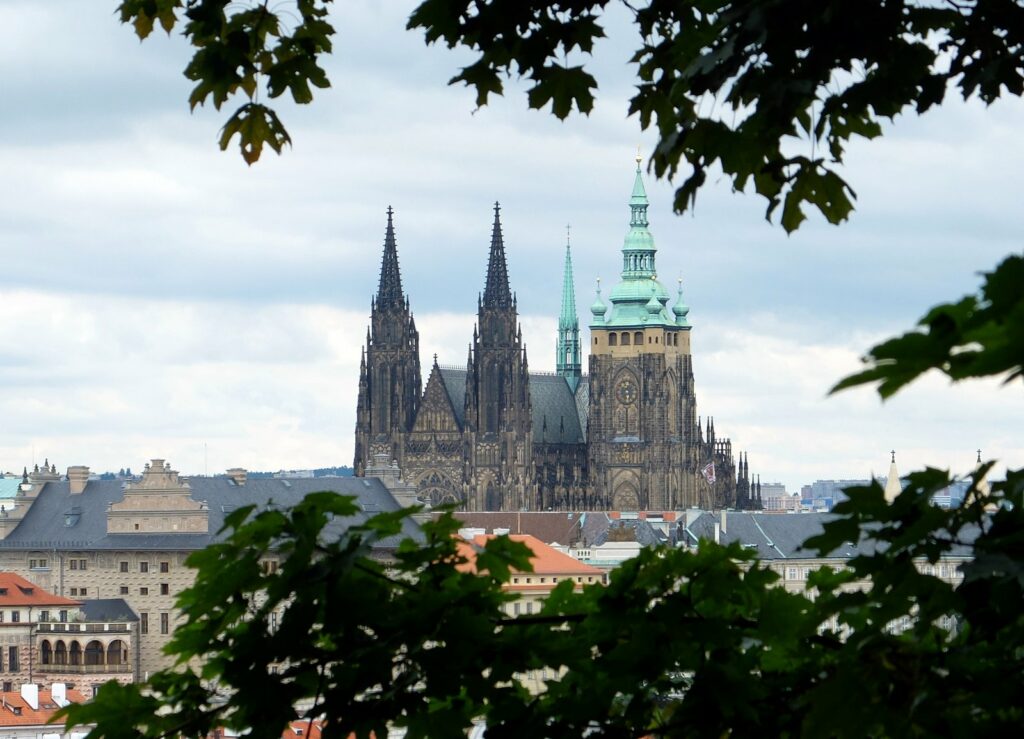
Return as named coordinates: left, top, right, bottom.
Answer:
left=588, top=155, right=686, bottom=332
left=590, top=278, right=607, bottom=321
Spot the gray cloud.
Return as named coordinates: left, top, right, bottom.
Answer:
left=0, top=1, right=1021, bottom=489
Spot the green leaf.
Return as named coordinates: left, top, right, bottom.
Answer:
left=219, top=103, right=292, bottom=164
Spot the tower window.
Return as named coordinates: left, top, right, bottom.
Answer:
left=609, top=333, right=617, bottom=346
left=621, top=333, right=630, bottom=346
left=634, top=332, right=643, bottom=345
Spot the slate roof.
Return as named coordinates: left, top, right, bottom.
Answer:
left=0, top=476, right=422, bottom=551
left=531, top=373, right=585, bottom=443
left=438, top=368, right=467, bottom=428
left=680, top=511, right=978, bottom=560
left=580, top=513, right=664, bottom=547
left=79, top=598, right=138, bottom=623
left=436, top=368, right=588, bottom=444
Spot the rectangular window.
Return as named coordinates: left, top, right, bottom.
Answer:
left=160, top=561, right=169, bottom=573
left=160, top=613, right=169, bottom=634
left=120, top=586, right=129, bottom=595
left=29, top=559, right=36, bottom=569
left=526, top=601, right=534, bottom=615
left=69, top=588, right=78, bottom=596
left=0, top=612, right=4, bottom=623
left=39, top=611, right=49, bottom=622
left=120, top=561, right=129, bottom=573
left=10, top=612, right=19, bottom=623
left=79, top=588, right=87, bottom=596
left=140, top=613, right=148, bottom=634
left=160, top=584, right=169, bottom=596
left=140, top=562, right=149, bottom=573
left=79, top=559, right=87, bottom=570
left=59, top=610, right=68, bottom=623
left=513, top=602, right=520, bottom=615
left=69, top=560, right=78, bottom=571
left=8, top=647, right=18, bottom=672
left=140, top=587, right=149, bottom=596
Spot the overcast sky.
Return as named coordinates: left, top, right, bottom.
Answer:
left=1, top=1, right=1021, bottom=492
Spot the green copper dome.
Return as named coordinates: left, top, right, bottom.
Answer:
left=673, top=280, right=690, bottom=327
left=590, top=157, right=689, bottom=330
left=590, top=279, right=607, bottom=318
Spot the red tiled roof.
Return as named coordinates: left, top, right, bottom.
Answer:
left=458, top=534, right=604, bottom=577
left=283, top=720, right=325, bottom=739
left=0, top=688, right=86, bottom=726
left=0, top=573, right=80, bottom=607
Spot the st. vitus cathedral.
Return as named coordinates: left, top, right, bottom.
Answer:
left=354, top=159, right=762, bottom=512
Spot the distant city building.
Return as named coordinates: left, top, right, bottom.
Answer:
left=800, top=479, right=871, bottom=511
left=355, top=161, right=761, bottom=512
left=0, top=459, right=418, bottom=677
left=456, top=532, right=605, bottom=693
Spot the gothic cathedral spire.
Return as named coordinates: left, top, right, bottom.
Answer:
left=465, top=202, right=533, bottom=511
left=557, top=229, right=582, bottom=391
left=354, top=207, right=422, bottom=476
left=483, top=202, right=513, bottom=309
left=376, top=206, right=404, bottom=310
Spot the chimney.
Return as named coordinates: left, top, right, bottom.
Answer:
left=226, top=468, right=247, bottom=486
left=67, top=466, right=90, bottom=495
left=51, top=683, right=67, bottom=707
left=720, top=509, right=728, bottom=535
left=20, top=683, right=38, bottom=710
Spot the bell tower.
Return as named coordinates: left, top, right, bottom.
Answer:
left=354, top=207, right=422, bottom=475
left=587, top=157, right=699, bottom=510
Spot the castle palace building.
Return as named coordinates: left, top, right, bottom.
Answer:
left=355, top=160, right=761, bottom=512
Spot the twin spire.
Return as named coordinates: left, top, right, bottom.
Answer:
left=483, top=202, right=513, bottom=309
left=376, top=206, right=405, bottom=310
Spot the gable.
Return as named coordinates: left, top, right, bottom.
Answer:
left=413, top=366, right=462, bottom=433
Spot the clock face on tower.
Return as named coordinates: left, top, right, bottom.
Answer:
left=616, top=379, right=638, bottom=405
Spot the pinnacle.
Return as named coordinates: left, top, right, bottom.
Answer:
left=376, top=206, right=405, bottom=310
left=482, top=202, right=512, bottom=308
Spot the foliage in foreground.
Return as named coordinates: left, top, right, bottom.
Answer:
left=61, top=462, right=1024, bottom=738
left=116, top=1, right=1024, bottom=231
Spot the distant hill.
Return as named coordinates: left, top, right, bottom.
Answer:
left=248, top=467, right=355, bottom=479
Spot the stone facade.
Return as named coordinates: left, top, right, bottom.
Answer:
left=355, top=165, right=759, bottom=512
left=0, top=462, right=417, bottom=678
